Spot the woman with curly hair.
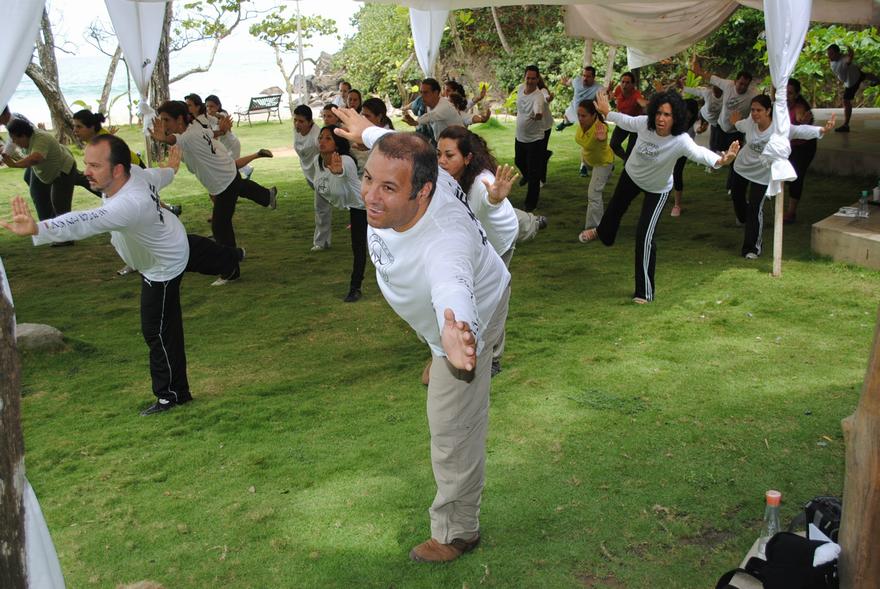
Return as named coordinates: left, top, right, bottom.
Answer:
left=585, top=90, right=740, bottom=303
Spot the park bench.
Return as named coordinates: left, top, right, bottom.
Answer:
left=235, top=94, right=283, bottom=126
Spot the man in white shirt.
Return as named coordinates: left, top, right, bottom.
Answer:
left=334, top=106, right=511, bottom=564
left=0, top=134, right=243, bottom=416
left=402, top=78, right=464, bottom=144
left=827, top=43, right=879, bottom=132
left=293, top=105, right=331, bottom=251
left=514, top=65, right=548, bottom=212
left=557, top=66, right=600, bottom=131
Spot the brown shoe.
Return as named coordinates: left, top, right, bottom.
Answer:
left=409, top=534, right=481, bottom=563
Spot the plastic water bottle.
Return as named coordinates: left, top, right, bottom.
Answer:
left=757, top=489, right=782, bottom=559
left=859, top=190, right=870, bottom=218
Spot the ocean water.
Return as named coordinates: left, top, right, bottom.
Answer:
left=11, top=38, right=333, bottom=127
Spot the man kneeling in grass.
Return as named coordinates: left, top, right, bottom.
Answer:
left=0, top=134, right=244, bottom=416
left=334, top=106, right=511, bottom=563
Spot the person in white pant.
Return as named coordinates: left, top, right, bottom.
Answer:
left=574, top=100, right=614, bottom=236
left=827, top=43, right=879, bottom=132
left=293, top=105, right=331, bottom=251
left=334, top=107, right=510, bottom=564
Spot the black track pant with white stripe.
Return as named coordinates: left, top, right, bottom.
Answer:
left=140, top=272, right=191, bottom=404
left=597, top=169, right=669, bottom=302
left=729, top=170, right=768, bottom=257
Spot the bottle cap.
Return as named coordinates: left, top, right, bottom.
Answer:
left=765, top=489, right=781, bottom=506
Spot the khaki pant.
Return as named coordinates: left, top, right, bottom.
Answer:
left=426, top=282, right=510, bottom=543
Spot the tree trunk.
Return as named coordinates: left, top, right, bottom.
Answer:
left=490, top=7, right=511, bottom=55
left=447, top=12, right=465, bottom=63
left=25, top=8, right=74, bottom=143
left=98, top=45, right=123, bottom=115
left=0, top=288, right=26, bottom=589
left=839, top=305, right=880, bottom=588
left=396, top=52, right=416, bottom=107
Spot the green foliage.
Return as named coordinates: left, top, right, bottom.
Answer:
left=697, top=6, right=767, bottom=78
left=249, top=7, right=338, bottom=53
left=331, top=5, right=419, bottom=106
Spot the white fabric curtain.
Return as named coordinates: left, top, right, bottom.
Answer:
left=409, top=8, right=449, bottom=77
left=104, top=0, right=168, bottom=134
left=762, top=0, right=811, bottom=196
left=0, top=0, right=45, bottom=115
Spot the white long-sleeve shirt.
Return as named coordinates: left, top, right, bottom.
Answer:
left=468, top=170, right=518, bottom=256
left=314, top=155, right=364, bottom=210
left=32, top=167, right=189, bottom=281
left=608, top=112, right=721, bottom=194
left=710, top=76, right=757, bottom=134
left=294, top=123, right=321, bottom=186
left=362, top=127, right=510, bottom=357
left=733, top=118, right=823, bottom=185
left=176, top=115, right=236, bottom=195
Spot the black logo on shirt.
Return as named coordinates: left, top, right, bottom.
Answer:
left=368, top=233, right=395, bottom=284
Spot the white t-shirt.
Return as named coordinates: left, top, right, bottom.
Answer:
left=684, top=86, right=723, bottom=126
left=607, top=112, right=722, bottom=194
left=362, top=127, right=510, bottom=357
left=516, top=85, right=547, bottom=143
left=314, top=155, right=364, bottom=210
left=710, top=75, right=757, bottom=134
left=32, top=167, right=189, bottom=281
left=176, top=115, right=237, bottom=195
left=468, top=170, right=518, bottom=256
left=417, top=97, right=464, bottom=139
left=294, top=123, right=321, bottom=186
left=332, top=94, right=346, bottom=108
left=733, top=118, right=823, bottom=185
left=830, top=58, right=862, bottom=88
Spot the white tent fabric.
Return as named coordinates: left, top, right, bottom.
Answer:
left=0, top=0, right=45, bottom=115
left=104, top=0, right=168, bottom=135
left=762, top=0, right=811, bottom=196
left=410, top=8, right=450, bottom=77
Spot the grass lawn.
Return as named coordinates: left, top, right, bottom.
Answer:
left=2, top=118, right=876, bottom=588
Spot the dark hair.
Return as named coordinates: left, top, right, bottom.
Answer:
left=525, top=64, right=540, bottom=75
left=577, top=99, right=604, bottom=123
left=735, top=71, right=753, bottom=83
left=646, top=91, right=690, bottom=135
left=372, top=132, right=438, bottom=200
left=438, top=126, right=498, bottom=194
left=317, top=125, right=353, bottom=171
left=448, top=92, right=468, bottom=112
left=362, top=98, right=393, bottom=129
left=620, top=71, right=636, bottom=83
left=584, top=66, right=597, bottom=76
left=323, top=103, right=336, bottom=112
left=787, top=78, right=802, bottom=95
left=73, top=109, right=106, bottom=132
left=684, top=98, right=700, bottom=127
left=751, top=94, right=773, bottom=119
left=445, top=80, right=466, bottom=97
left=294, top=104, right=313, bottom=121
left=205, top=94, right=222, bottom=109
left=157, top=100, right=192, bottom=125
left=184, top=93, right=206, bottom=115
left=827, top=43, right=840, bottom=53
left=421, top=78, right=441, bottom=93
left=90, top=134, right=132, bottom=174
left=7, top=118, right=34, bottom=138
left=348, top=89, right=363, bottom=112
left=339, top=81, right=351, bottom=91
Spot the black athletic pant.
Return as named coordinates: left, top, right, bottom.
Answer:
left=212, top=172, right=271, bottom=248
left=597, top=170, right=669, bottom=302
left=730, top=170, right=768, bottom=257
left=609, top=126, right=637, bottom=162
left=140, top=272, right=191, bottom=404
left=787, top=139, right=817, bottom=201
left=672, top=156, right=687, bottom=191
left=26, top=165, right=76, bottom=221
left=349, top=208, right=367, bottom=292
left=514, top=138, right=544, bottom=212
left=540, top=128, right=552, bottom=183
left=716, top=129, right=744, bottom=191
left=185, top=234, right=241, bottom=278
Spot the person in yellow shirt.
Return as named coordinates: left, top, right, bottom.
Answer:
left=574, top=100, right=614, bottom=241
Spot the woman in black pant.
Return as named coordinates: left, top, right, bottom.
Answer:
left=314, top=126, right=367, bottom=303
left=783, top=79, right=818, bottom=225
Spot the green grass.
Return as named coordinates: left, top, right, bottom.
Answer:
left=3, top=119, right=876, bottom=588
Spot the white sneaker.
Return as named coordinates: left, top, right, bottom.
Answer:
left=116, top=265, right=134, bottom=276
left=310, top=244, right=329, bottom=252
left=242, top=165, right=254, bottom=180
left=745, top=252, right=759, bottom=260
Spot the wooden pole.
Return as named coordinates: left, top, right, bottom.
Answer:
left=839, top=304, right=880, bottom=588
left=0, top=290, right=27, bottom=588
left=772, top=191, right=783, bottom=277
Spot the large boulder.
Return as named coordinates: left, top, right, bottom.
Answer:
left=15, top=323, right=65, bottom=352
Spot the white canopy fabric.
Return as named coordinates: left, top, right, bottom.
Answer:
left=410, top=8, right=450, bottom=76
left=0, top=0, right=45, bottom=115
left=104, top=0, right=168, bottom=135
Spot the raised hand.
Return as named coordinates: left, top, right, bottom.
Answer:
left=149, top=117, right=166, bottom=142
left=717, top=140, right=741, bottom=166
left=0, top=196, right=38, bottom=236
left=328, top=151, right=344, bottom=175
left=593, top=89, right=611, bottom=116
left=820, top=113, right=836, bottom=135
left=729, top=110, right=742, bottom=126
left=163, top=145, right=181, bottom=173
left=440, top=308, right=476, bottom=371
left=482, top=164, right=520, bottom=205
left=218, top=115, right=233, bottom=134
left=332, top=107, right=375, bottom=146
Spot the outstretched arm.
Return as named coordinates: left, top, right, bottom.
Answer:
left=149, top=118, right=177, bottom=145
left=441, top=308, right=477, bottom=371
left=0, top=196, right=38, bottom=236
